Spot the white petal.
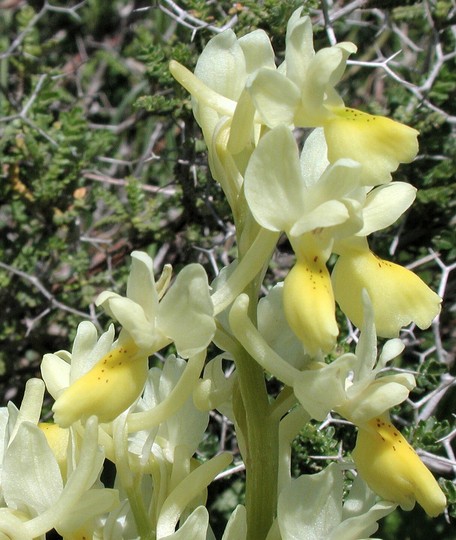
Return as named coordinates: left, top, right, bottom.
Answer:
left=358, top=182, right=416, bottom=236
left=244, top=125, right=304, bottom=232
left=238, top=29, right=276, bottom=74
left=248, top=68, right=300, bottom=127
left=284, top=10, right=314, bottom=88
left=71, top=322, right=115, bottom=381
left=307, top=158, right=361, bottom=205
left=3, top=422, right=63, bottom=514
left=222, top=505, right=247, bottom=540
left=155, top=356, right=209, bottom=455
left=296, top=47, right=348, bottom=125
left=56, top=488, right=119, bottom=536
left=159, top=264, right=215, bottom=358
left=328, top=500, right=396, bottom=540
left=378, top=338, right=404, bottom=367
left=353, top=290, right=378, bottom=381
left=290, top=200, right=350, bottom=237
left=294, top=355, right=357, bottom=420
left=342, top=379, right=413, bottom=425
left=257, top=284, right=307, bottom=370
left=326, top=43, right=357, bottom=88
left=161, top=506, right=209, bottom=540
left=126, top=251, right=159, bottom=321
left=300, top=128, right=329, bottom=187
left=12, top=378, right=45, bottom=431
left=228, top=89, right=256, bottom=154
left=97, top=295, right=156, bottom=350
left=195, top=30, right=246, bottom=100
left=342, top=473, right=378, bottom=520
left=278, top=464, right=343, bottom=540
left=41, top=353, right=70, bottom=398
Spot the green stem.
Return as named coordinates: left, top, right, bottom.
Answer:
left=126, top=480, right=154, bottom=540
left=234, top=345, right=279, bottom=540
left=228, top=211, right=280, bottom=538
left=230, top=269, right=279, bottom=539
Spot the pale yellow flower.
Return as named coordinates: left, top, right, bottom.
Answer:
left=0, top=383, right=118, bottom=539
left=243, top=125, right=421, bottom=354
left=353, top=416, right=447, bottom=517
left=243, top=125, right=364, bottom=355
left=43, top=251, right=215, bottom=428
left=170, top=26, right=275, bottom=147
left=293, top=292, right=416, bottom=423
left=247, top=8, right=419, bottom=185
left=276, top=463, right=396, bottom=540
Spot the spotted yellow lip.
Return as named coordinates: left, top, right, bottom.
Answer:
left=353, top=416, right=447, bottom=517
left=52, top=339, right=148, bottom=427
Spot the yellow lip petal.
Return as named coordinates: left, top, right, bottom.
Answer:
left=283, top=256, right=338, bottom=356
left=324, top=107, right=419, bottom=185
left=53, top=340, right=148, bottom=427
left=353, top=417, right=446, bottom=517
left=332, top=249, right=441, bottom=337
left=38, top=422, right=69, bottom=479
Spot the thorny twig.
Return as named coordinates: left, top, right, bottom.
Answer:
left=0, top=262, right=101, bottom=334
left=320, top=0, right=456, bottom=125
left=134, top=0, right=238, bottom=41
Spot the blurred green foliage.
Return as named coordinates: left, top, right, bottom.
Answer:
left=0, top=1, right=454, bottom=538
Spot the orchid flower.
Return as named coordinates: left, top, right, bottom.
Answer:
left=292, top=291, right=416, bottom=424
left=247, top=7, right=419, bottom=186
left=229, top=290, right=416, bottom=425
left=243, top=125, right=421, bottom=354
left=230, top=289, right=446, bottom=520
left=42, top=321, right=149, bottom=427
left=129, top=355, right=209, bottom=460
left=243, top=125, right=362, bottom=355
left=104, top=355, right=232, bottom=539
left=170, top=27, right=275, bottom=150
left=272, top=463, right=396, bottom=540
left=0, top=380, right=118, bottom=539
left=96, top=251, right=215, bottom=359
left=291, top=294, right=446, bottom=517
left=42, top=251, right=215, bottom=427
left=169, top=27, right=276, bottom=213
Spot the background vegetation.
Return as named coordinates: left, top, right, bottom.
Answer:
left=0, top=1, right=455, bottom=538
